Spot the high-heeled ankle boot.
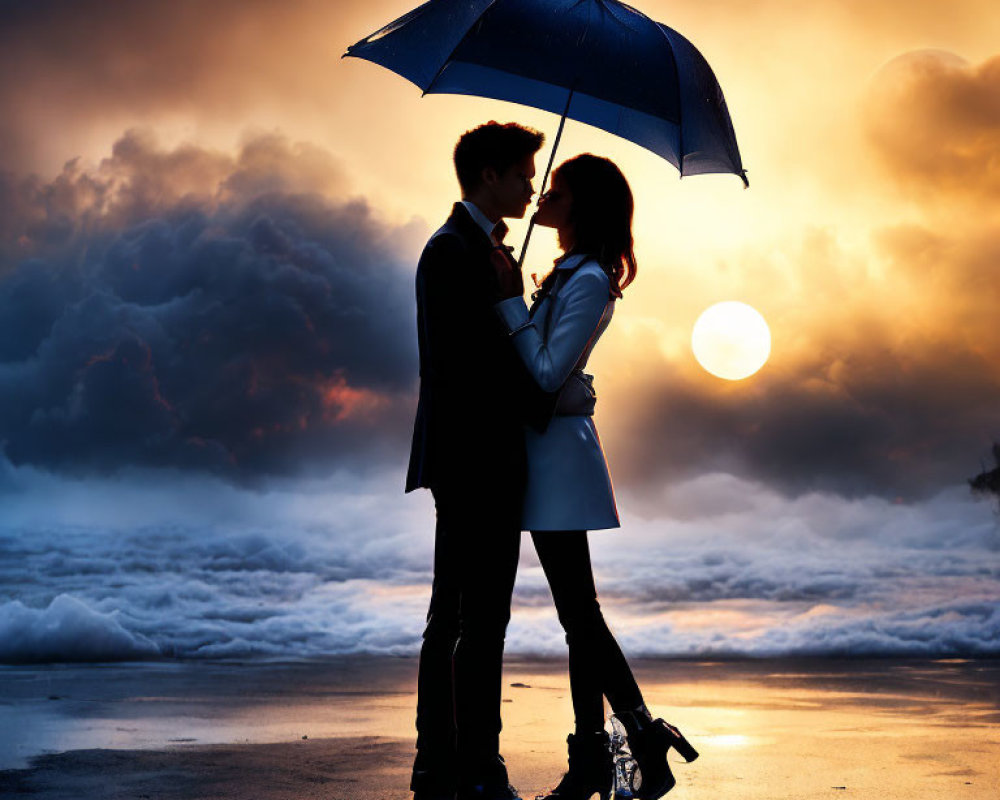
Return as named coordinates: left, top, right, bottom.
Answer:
left=537, top=731, right=613, bottom=800
left=615, top=707, right=698, bottom=800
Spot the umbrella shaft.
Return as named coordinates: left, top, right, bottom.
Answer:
left=518, top=85, right=575, bottom=269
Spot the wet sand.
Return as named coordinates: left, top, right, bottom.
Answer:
left=1, top=657, right=998, bottom=799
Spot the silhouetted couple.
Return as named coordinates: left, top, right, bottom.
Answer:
left=405, top=122, right=697, bottom=800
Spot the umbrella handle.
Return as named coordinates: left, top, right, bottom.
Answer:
left=518, top=85, right=575, bottom=270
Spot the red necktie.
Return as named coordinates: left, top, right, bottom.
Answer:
left=491, top=220, right=508, bottom=245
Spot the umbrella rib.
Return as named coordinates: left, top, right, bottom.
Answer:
left=421, top=0, right=502, bottom=96
left=606, top=1, right=687, bottom=172
left=652, top=22, right=685, bottom=177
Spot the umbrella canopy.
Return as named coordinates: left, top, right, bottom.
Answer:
left=344, top=0, right=747, bottom=186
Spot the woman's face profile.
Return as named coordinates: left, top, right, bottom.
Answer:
left=534, top=172, right=573, bottom=232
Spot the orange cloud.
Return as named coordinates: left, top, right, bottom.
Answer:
left=319, top=372, right=392, bottom=423
left=865, top=51, right=1000, bottom=203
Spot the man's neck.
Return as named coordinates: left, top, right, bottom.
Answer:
left=460, top=199, right=501, bottom=242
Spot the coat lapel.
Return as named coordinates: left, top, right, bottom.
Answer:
left=447, top=202, right=510, bottom=301
left=448, top=202, right=494, bottom=254
left=528, top=254, right=588, bottom=319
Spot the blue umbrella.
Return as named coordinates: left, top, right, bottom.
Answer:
left=344, top=0, right=748, bottom=259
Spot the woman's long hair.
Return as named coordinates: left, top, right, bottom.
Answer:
left=544, top=154, right=637, bottom=298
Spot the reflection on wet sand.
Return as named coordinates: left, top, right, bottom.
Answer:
left=0, top=657, right=997, bottom=799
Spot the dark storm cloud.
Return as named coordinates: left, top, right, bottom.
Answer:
left=612, top=337, right=999, bottom=502
left=0, top=130, right=422, bottom=483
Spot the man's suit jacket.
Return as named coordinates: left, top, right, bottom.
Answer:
left=405, top=203, right=555, bottom=511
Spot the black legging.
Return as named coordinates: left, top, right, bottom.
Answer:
left=532, top=530, right=645, bottom=734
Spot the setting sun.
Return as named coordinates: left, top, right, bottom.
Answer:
left=691, top=301, right=771, bottom=380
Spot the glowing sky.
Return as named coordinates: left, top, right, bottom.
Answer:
left=0, top=0, right=998, bottom=661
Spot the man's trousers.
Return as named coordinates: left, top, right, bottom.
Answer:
left=413, top=481, right=522, bottom=777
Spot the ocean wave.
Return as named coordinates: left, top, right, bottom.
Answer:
left=0, top=594, right=160, bottom=663
left=0, top=476, right=997, bottom=663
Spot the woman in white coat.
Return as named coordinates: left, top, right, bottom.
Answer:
left=493, top=155, right=698, bottom=800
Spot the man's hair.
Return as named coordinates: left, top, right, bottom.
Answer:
left=454, top=121, right=544, bottom=195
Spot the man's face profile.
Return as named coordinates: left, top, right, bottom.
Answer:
left=485, top=154, right=536, bottom=219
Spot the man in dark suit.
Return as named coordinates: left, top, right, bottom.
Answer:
left=406, top=122, right=551, bottom=800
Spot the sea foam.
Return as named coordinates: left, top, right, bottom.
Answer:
left=0, top=594, right=160, bottom=663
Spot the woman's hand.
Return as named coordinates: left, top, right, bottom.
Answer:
left=490, top=245, right=524, bottom=300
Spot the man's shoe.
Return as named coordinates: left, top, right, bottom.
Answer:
left=413, top=789, right=456, bottom=800
left=536, top=731, right=613, bottom=800
left=412, top=771, right=456, bottom=800
left=457, top=754, right=522, bottom=800
left=411, top=751, right=457, bottom=800
left=414, top=791, right=457, bottom=800
left=412, top=773, right=457, bottom=800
